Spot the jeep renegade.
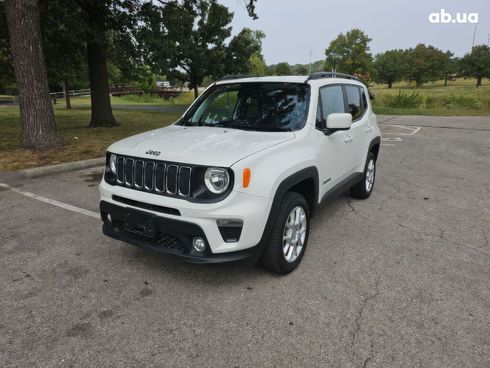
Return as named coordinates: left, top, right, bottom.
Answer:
left=100, top=73, right=381, bottom=274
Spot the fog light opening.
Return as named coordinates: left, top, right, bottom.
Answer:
left=217, top=219, right=243, bottom=243
left=107, top=214, right=112, bottom=223
left=193, top=237, right=206, bottom=252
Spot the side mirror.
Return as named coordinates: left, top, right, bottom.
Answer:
left=326, top=113, right=352, bottom=130
left=369, top=91, right=375, bottom=100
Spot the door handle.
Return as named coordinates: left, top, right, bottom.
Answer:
left=344, top=135, right=353, bottom=142
left=365, top=127, right=372, bottom=133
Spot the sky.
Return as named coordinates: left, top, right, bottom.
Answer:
left=219, top=0, right=490, bottom=65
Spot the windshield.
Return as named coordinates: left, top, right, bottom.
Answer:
left=178, top=82, right=310, bottom=131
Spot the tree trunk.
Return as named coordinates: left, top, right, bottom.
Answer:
left=476, top=76, right=482, bottom=87
left=388, top=81, right=393, bottom=89
left=193, top=85, right=199, bottom=100
left=444, top=74, right=448, bottom=87
left=86, top=5, right=117, bottom=127
left=63, top=79, right=72, bottom=109
left=6, top=0, right=62, bottom=149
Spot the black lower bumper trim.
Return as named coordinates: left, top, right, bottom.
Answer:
left=100, top=201, right=261, bottom=264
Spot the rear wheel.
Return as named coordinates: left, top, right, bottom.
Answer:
left=350, top=152, right=376, bottom=199
left=260, top=192, right=310, bottom=275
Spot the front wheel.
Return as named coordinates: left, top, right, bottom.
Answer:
left=260, top=192, right=310, bottom=275
left=350, top=152, right=376, bottom=199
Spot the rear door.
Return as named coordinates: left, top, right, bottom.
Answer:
left=343, top=84, right=369, bottom=173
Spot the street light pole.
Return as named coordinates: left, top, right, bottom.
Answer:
left=471, top=23, right=479, bottom=51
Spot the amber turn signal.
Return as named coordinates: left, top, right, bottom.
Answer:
left=243, top=168, right=251, bottom=188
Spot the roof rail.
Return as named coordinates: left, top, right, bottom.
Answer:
left=217, top=74, right=256, bottom=81
left=306, top=72, right=362, bottom=83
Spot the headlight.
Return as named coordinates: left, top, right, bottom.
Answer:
left=109, top=153, right=117, bottom=173
left=204, top=167, right=230, bottom=194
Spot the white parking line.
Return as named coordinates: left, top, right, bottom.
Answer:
left=379, top=124, right=422, bottom=147
left=0, top=183, right=99, bottom=219
left=382, top=124, right=422, bottom=136
left=382, top=137, right=403, bottom=142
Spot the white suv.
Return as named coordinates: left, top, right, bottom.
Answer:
left=99, top=73, right=381, bottom=274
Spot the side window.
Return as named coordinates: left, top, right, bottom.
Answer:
left=344, top=85, right=364, bottom=120
left=316, top=101, right=323, bottom=128
left=317, top=85, right=345, bottom=129
left=360, top=87, right=368, bottom=110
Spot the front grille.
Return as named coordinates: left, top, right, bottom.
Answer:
left=112, top=155, right=192, bottom=198
left=156, top=234, right=184, bottom=250
left=112, top=195, right=181, bottom=216
left=123, top=230, right=185, bottom=253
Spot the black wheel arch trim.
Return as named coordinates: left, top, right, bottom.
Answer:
left=252, top=167, right=319, bottom=263
left=369, top=136, right=381, bottom=158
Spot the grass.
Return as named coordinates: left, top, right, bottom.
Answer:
left=0, top=105, right=180, bottom=172
left=371, top=78, right=490, bottom=116
left=58, top=91, right=195, bottom=107
left=113, top=91, right=195, bottom=106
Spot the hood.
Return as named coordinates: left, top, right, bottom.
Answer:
left=108, top=124, right=295, bottom=167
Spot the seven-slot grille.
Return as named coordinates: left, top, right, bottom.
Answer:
left=114, top=155, right=192, bottom=197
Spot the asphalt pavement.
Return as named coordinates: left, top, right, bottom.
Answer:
left=0, top=115, right=489, bottom=367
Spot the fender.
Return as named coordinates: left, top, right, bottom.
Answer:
left=271, top=166, right=319, bottom=215
left=250, top=167, right=319, bottom=263
left=369, top=136, right=381, bottom=157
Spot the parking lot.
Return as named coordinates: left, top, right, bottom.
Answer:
left=1, top=115, right=489, bottom=367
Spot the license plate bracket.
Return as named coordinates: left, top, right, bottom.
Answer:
left=124, top=210, right=156, bottom=239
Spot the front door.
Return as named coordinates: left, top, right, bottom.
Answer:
left=316, top=84, right=353, bottom=199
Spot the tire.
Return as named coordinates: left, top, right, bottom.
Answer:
left=260, top=192, right=310, bottom=275
left=350, top=152, right=376, bottom=199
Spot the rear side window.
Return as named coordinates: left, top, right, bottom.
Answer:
left=344, top=85, right=364, bottom=120
left=316, top=85, right=345, bottom=129
left=360, top=88, right=368, bottom=110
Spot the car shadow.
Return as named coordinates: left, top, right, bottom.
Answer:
left=115, top=241, right=272, bottom=286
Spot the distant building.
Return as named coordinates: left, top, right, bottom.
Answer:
left=156, top=80, right=171, bottom=88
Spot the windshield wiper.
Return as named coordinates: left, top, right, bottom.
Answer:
left=185, top=120, right=293, bottom=132
left=251, top=126, right=293, bottom=132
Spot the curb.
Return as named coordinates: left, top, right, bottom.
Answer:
left=0, top=157, right=105, bottom=182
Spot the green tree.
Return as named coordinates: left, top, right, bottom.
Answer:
left=373, top=49, right=404, bottom=88
left=5, top=0, right=63, bottom=149
left=136, top=65, right=157, bottom=93
left=294, top=64, right=309, bottom=75
left=249, top=52, right=267, bottom=76
left=225, top=28, right=265, bottom=75
left=40, top=0, right=87, bottom=109
left=403, top=44, right=447, bottom=87
left=274, top=62, right=292, bottom=75
left=0, top=2, right=15, bottom=94
left=246, top=0, right=258, bottom=19
left=75, top=0, right=141, bottom=127
left=325, top=29, right=372, bottom=75
left=138, top=1, right=233, bottom=99
left=460, top=45, right=490, bottom=87
left=442, top=52, right=458, bottom=87
left=310, top=60, right=326, bottom=73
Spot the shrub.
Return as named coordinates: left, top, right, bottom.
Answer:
left=385, top=91, right=422, bottom=108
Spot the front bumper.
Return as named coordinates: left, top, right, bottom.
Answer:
left=99, top=180, right=271, bottom=254
left=100, top=201, right=263, bottom=264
